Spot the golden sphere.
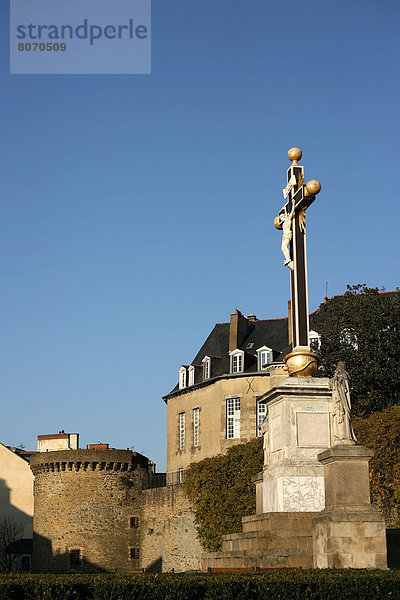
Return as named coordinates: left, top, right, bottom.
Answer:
left=274, top=216, right=283, bottom=230
left=283, top=346, right=319, bottom=377
left=305, top=179, right=321, bottom=196
left=288, top=147, right=302, bottom=164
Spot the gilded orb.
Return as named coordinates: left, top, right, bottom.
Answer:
left=274, top=216, right=283, bottom=230
left=283, top=346, right=319, bottom=377
left=288, top=147, right=302, bottom=165
left=305, top=179, right=321, bottom=196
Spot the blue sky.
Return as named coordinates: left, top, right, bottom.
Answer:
left=0, top=0, right=399, bottom=470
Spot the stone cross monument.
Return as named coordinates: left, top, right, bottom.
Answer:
left=274, top=148, right=321, bottom=376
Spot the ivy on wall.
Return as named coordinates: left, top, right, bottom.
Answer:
left=183, top=437, right=263, bottom=551
left=353, top=405, right=400, bottom=526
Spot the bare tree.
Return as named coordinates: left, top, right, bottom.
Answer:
left=0, top=515, right=24, bottom=572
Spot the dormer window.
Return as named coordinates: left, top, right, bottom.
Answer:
left=179, top=366, right=187, bottom=390
left=257, top=346, right=273, bottom=371
left=229, top=349, right=244, bottom=374
left=188, top=366, right=195, bottom=386
left=309, top=330, right=321, bottom=351
left=202, top=356, right=211, bottom=380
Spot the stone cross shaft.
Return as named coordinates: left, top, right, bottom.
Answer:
left=275, top=148, right=321, bottom=350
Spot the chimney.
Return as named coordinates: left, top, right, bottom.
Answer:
left=288, top=300, right=293, bottom=346
left=229, top=309, right=249, bottom=352
left=247, top=314, right=257, bottom=322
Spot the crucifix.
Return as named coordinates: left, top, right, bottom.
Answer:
left=274, top=148, right=321, bottom=371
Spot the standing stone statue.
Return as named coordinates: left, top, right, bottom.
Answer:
left=330, top=361, right=357, bottom=446
left=261, top=414, right=269, bottom=466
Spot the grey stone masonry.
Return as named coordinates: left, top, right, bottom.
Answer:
left=312, top=445, right=387, bottom=569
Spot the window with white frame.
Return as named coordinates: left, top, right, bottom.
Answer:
left=188, top=365, right=195, bottom=386
left=193, top=407, right=200, bottom=447
left=179, top=412, right=185, bottom=450
left=178, top=467, right=184, bottom=483
left=226, top=397, right=240, bottom=439
left=309, top=330, right=321, bottom=351
left=202, top=356, right=211, bottom=380
left=257, top=346, right=273, bottom=370
left=256, top=400, right=267, bottom=437
left=230, top=350, right=244, bottom=374
left=179, top=367, right=187, bottom=390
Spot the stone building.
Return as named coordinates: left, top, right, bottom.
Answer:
left=163, top=309, right=292, bottom=473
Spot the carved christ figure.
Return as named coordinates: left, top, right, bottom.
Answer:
left=279, top=202, right=295, bottom=268
left=330, top=361, right=357, bottom=446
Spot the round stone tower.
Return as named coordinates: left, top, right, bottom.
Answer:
left=30, top=449, right=151, bottom=572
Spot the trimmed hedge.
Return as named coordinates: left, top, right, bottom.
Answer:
left=0, top=571, right=399, bottom=600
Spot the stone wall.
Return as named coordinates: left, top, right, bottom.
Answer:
left=141, top=484, right=202, bottom=572
left=30, top=449, right=150, bottom=573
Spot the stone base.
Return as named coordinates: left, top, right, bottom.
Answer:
left=259, top=377, right=333, bottom=513
left=201, top=512, right=314, bottom=571
left=312, top=444, right=388, bottom=570
left=312, top=505, right=387, bottom=569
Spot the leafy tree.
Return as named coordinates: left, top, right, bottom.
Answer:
left=313, top=284, right=400, bottom=415
left=183, top=437, right=263, bottom=551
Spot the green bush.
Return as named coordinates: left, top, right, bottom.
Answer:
left=0, top=571, right=399, bottom=600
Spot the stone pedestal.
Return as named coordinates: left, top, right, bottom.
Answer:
left=312, top=445, right=387, bottom=569
left=259, top=377, right=332, bottom=513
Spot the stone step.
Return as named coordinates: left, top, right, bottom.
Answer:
left=241, top=512, right=314, bottom=534
left=202, top=548, right=313, bottom=570
left=222, top=530, right=312, bottom=554
left=201, top=512, right=315, bottom=572
left=223, top=528, right=312, bottom=544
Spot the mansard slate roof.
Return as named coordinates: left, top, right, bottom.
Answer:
left=163, top=315, right=289, bottom=400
